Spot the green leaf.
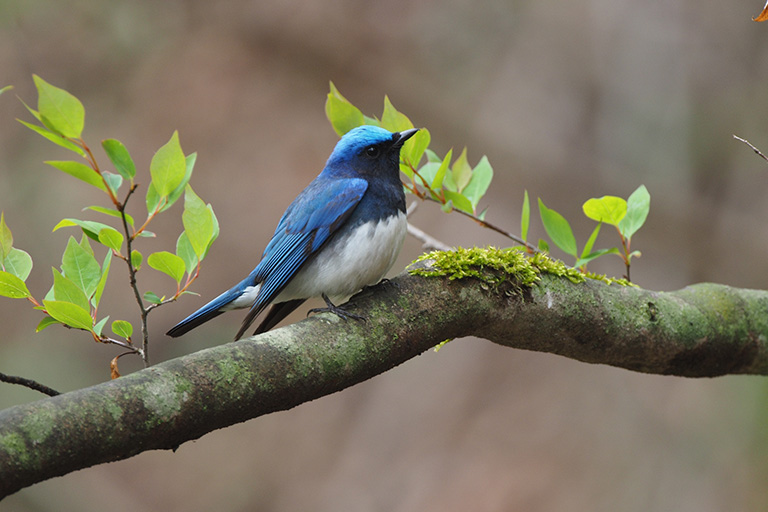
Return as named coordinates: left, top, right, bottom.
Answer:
left=43, top=299, right=93, bottom=331
left=325, top=82, right=365, bottom=136
left=424, top=149, right=441, bottom=163
left=165, top=152, right=196, bottom=212
left=400, top=164, right=415, bottom=182
left=130, top=250, right=142, bottom=271
left=0, top=212, right=12, bottom=261
left=521, top=190, right=530, bottom=243
left=582, top=196, right=627, bottom=226
left=182, top=186, right=214, bottom=258
left=441, top=199, right=453, bottom=213
left=0, top=271, right=31, bottom=298
left=36, top=316, right=60, bottom=332
left=204, top=204, right=219, bottom=259
left=143, top=291, right=163, bottom=304
left=619, top=185, right=650, bottom=240
left=451, top=148, right=472, bottom=193
left=431, top=149, right=453, bottom=191
left=101, top=139, right=136, bottom=180
left=61, top=236, right=101, bottom=297
left=404, top=128, right=430, bottom=170
left=380, top=96, right=413, bottom=133
left=3, top=248, right=33, bottom=281
left=98, top=227, right=124, bottom=253
left=43, top=283, right=55, bottom=302
left=414, top=162, right=439, bottom=189
left=150, top=131, right=186, bottom=197
left=538, top=239, right=550, bottom=253
left=52, top=268, right=90, bottom=311
left=103, top=172, right=123, bottom=195
left=462, top=156, right=493, bottom=211
left=19, top=97, right=42, bottom=122
left=412, top=149, right=450, bottom=193
left=17, top=119, right=86, bottom=157
left=53, top=218, right=113, bottom=241
left=443, top=190, right=474, bottom=215
left=0, top=85, right=13, bottom=96
left=79, top=234, right=95, bottom=257
left=92, top=251, right=111, bottom=309
left=33, top=75, right=85, bottom=139
left=84, top=206, right=134, bottom=228
left=147, top=251, right=186, bottom=284
left=45, top=160, right=106, bottom=192
left=93, top=316, right=109, bottom=337
left=580, top=223, right=602, bottom=260
left=538, top=198, right=578, bottom=258
left=145, top=182, right=164, bottom=215
left=145, top=152, right=196, bottom=215
left=176, top=232, right=198, bottom=275
left=111, top=320, right=133, bottom=339
left=575, top=247, right=621, bottom=268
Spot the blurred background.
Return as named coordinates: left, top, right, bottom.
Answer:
left=2, top=0, right=768, bottom=510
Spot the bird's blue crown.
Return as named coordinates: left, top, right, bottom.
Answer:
left=329, top=125, right=398, bottom=161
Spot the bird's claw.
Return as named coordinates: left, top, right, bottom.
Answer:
left=307, top=293, right=367, bottom=323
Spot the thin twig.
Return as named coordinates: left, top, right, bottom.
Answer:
left=0, top=372, right=60, bottom=396
left=405, top=202, right=453, bottom=251
left=405, top=201, right=419, bottom=217
left=118, top=184, right=149, bottom=366
left=79, top=138, right=121, bottom=207
left=133, top=197, right=166, bottom=238
left=613, top=225, right=631, bottom=282
left=421, top=195, right=539, bottom=253
left=100, top=336, right=139, bottom=351
left=733, top=135, right=768, bottom=163
left=407, top=223, right=453, bottom=251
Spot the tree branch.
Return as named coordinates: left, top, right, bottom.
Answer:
left=2, top=267, right=768, bottom=497
left=0, top=373, right=60, bottom=397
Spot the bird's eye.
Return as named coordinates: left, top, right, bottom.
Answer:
left=365, top=146, right=380, bottom=158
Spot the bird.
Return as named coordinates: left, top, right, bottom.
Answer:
left=166, top=125, right=419, bottom=340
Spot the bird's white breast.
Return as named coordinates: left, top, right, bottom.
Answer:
left=275, top=211, right=407, bottom=303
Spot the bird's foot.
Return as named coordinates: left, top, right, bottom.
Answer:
left=308, top=293, right=366, bottom=323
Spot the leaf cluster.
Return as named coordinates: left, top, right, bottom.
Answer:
left=1, top=75, right=219, bottom=370
left=0, top=213, right=34, bottom=299
left=524, top=185, right=650, bottom=280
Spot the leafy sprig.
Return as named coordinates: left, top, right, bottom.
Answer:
left=522, top=185, right=650, bottom=280
left=0, top=75, right=218, bottom=372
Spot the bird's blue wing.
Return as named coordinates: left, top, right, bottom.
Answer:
left=233, top=177, right=367, bottom=338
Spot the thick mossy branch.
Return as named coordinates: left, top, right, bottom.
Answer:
left=2, top=248, right=768, bottom=497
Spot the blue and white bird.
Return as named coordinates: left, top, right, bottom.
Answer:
left=167, top=125, right=419, bottom=340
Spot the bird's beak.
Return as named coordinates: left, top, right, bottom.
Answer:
left=395, top=128, right=419, bottom=145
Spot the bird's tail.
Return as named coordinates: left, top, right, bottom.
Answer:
left=166, top=279, right=252, bottom=337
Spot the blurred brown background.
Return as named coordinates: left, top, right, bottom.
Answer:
left=3, top=1, right=768, bottom=511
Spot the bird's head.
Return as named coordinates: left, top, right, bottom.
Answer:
left=325, top=125, right=419, bottom=179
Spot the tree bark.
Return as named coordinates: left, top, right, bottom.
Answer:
left=2, top=269, right=768, bottom=498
